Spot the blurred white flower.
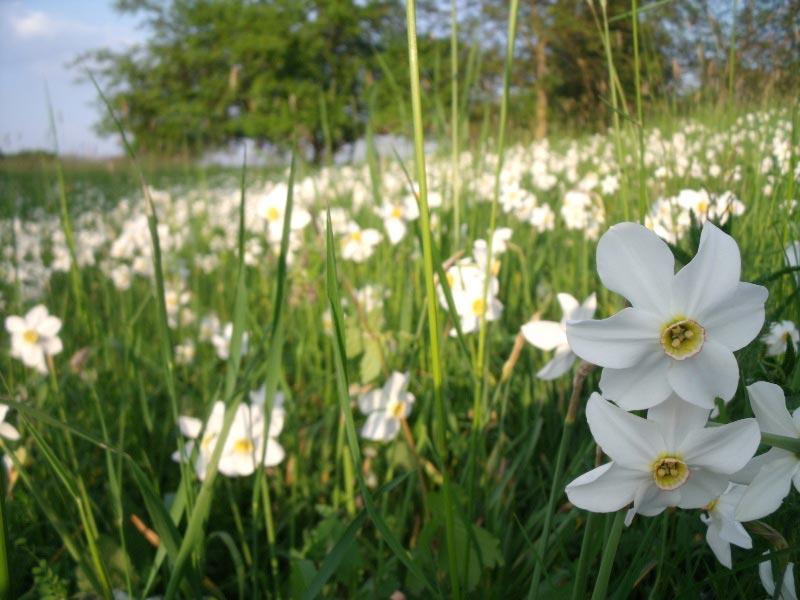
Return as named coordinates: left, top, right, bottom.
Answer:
left=359, top=372, right=414, bottom=441
left=761, top=320, right=799, bottom=356
left=5, top=304, right=63, bottom=374
left=522, top=293, right=595, bottom=380
left=212, top=322, right=249, bottom=361
left=340, top=223, right=382, bottom=263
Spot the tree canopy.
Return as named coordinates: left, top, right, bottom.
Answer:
left=80, top=0, right=799, bottom=159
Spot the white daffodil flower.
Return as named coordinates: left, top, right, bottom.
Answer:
left=521, top=293, right=596, bottom=380
left=359, top=371, right=415, bottom=442
left=5, top=304, right=63, bottom=374
left=761, top=320, right=799, bottom=356
left=734, top=382, right=800, bottom=521
left=173, top=391, right=285, bottom=480
left=565, top=394, right=760, bottom=526
left=340, top=222, right=383, bottom=263
left=375, top=197, right=419, bottom=245
left=566, top=221, right=767, bottom=410
left=700, top=483, right=752, bottom=569
left=760, top=554, right=797, bottom=600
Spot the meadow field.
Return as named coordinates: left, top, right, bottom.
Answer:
left=1, top=0, right=800, bottom=597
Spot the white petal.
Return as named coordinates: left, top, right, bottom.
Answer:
left=536, top=347, right=575, bottom=380
left=0, top=405, right=9, bottom=422
left=25, top=305, right=49, bottom=328
left=565, top=462, right=643, bottom=513
left=595, top=222, right=674, bottom=314
left=735, top=456, right=800, bottom=521
left=701, top=282, right=767, bottom=350
left=385, top=371, right=410, bottom=400
left=43, top=337, right=63, bottom=356
left=731, top=448, right=793, bottom=484
left=705, top=521, right=732, bottom=568
left=575, top=293, right=597, bottom=321
left=585, top=394, right=662, bottom=469
left=4, top=316, right=26, bottom=334
left=36, top=316, right=62, bottom=338
left=599, top=351, right=672, bottom=410
left=360, top=411, right=400, bottom=441
left=358, top=389, right=384, bottom=415
left=521, top=320, right=566, bottom=351
left=747, top=381, right=798, bottom=438
left=646, top=394, right=710, bottom=447
left=676, top=471, right=731, bottom=509
left=263, top=438, right=285, bottom=467
left=556, top=293, right=579, bottom=321
left=178, top=416, right=203, bottom=439
left=667, top=339, right=739, bottom=408
left=680, top=418, right=760, bottom=473
left=671, top=222, right=741, bottom=318
left=0, top=422, right=20, bottom=441
left=566, top=308, right=661, bottom=369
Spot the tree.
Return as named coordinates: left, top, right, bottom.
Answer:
left=80, top=0, right=407, bottom=160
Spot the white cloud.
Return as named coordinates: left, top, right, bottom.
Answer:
left=11, top=9, right=94, bottom=39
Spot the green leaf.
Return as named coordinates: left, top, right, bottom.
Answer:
left=359, top=336, right=383, bottom=383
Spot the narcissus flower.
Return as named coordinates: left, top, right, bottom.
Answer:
left=358, top=371, right=415, bottom=441
left=5, top=304, right=63, bottom=374
left=566, top=221, right=767, bottom=410
left=0, top=405, right=20, bottom=442
left=700, top=483, right=752, bottom=568
left=173, top=388, right=285, bottom=480
left=521, top=292, right=595, bottom=380
left=761, top=320, right=799, bottom=356
left=565, top=394, right=760, bottom=526
left=734, top=382, right=800, bottom=521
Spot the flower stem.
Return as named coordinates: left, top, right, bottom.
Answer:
left=590, top=511, right=626, bottom=600
left=528, top=362, right=594, bottom=598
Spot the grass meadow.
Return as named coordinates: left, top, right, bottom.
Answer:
left=1, top=6, right=800, bottom=600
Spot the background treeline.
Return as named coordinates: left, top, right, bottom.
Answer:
left=78, top=0, right=800, bottom=160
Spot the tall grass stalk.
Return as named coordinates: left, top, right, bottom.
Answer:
left=405, top=0, right=461, bottom=595
left=0, top=458, right=9, bottom=600
left=631, top=0, right=648, bottom=220
left=450, top=0, right=461, bottom=249
left=527, top=361, right=593, bottom=598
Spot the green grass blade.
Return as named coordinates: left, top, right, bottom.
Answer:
left=326, top=213, right=437, bottom=596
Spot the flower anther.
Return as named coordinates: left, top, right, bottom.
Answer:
left=660, top=318, right=705, bottom=360
left=651, top=455, right=689, bottom=490
left=233, top=438, right=254, bottom=454
left=386, top=398, right=405, bottom=420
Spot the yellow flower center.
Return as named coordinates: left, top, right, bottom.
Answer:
left=660, top=318, right=705, bottom=360
left=350, top=231, right=362, bottom=242
left=446, top=273, right=455, bottom=288
left=472, top=298, right=486, bottom=316
left=697, top=200, right=709, bottom=214
left=386, top=398, right=406, bottom=420
left=391, top=206, right=403, bottom=219
left=651, top=455, right=690, bottom=491
left=266, top=206, right=281, bottom=221
left=23, top=330, right=39, bottom=344
left=233, top=438, right=254, bottom=454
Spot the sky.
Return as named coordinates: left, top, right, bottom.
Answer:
left=0, top=0, right=144, bottom=157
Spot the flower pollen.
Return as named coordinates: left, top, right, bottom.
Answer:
left=233, top=438, right=254, bottom=454
left=266, top=207, right=280, bottom=221
left=660, top=318, right=705, bottom=360
left=651, top=455, right=689, bottom=491
left=386, top=398, right=405, bottom=420
left=472, top=298, right=486, bottom=316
